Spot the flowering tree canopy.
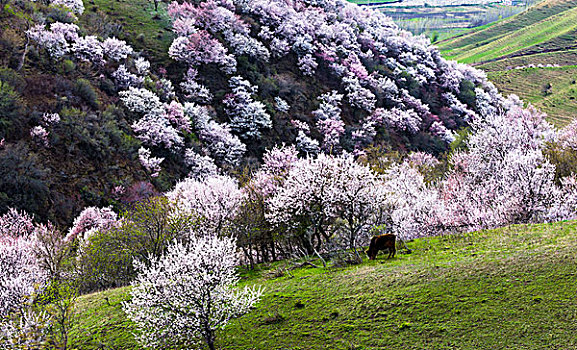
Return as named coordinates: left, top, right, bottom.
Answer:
left=123, top=235, right=262, bottom=350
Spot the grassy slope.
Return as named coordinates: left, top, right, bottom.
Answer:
left=81, top=0, right=174, bottom=65
left=436, top=0, right=577, bottom=126
left=437, top=0, right=577, bottom=62
left=447, top=6, right=577, bottom=64
left=487, top=66, right=577, bottom=126
left=71, top=221, right=577, bottom=349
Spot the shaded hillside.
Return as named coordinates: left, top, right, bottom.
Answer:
left=0, top=0, right=503, bottom=225
left=70, top=220, right=577, bottom=349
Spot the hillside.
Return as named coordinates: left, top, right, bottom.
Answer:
left=2, top=1, right=577, bottom=349
left=0, top=0, right=502, bottom=226
left=487, top=65, right=577, bottom=126
left=70, top=221, right=577, bottom=349
left=438, top=0, right=577, bottom=64
left=437, top=0, right=577, bottom=126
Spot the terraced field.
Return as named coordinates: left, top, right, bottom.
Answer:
left=438, top=0, right=577, bottom=126
left=438, top=0, right=577, bottom=58
left=479, top=49, right=577, bottom=72
left=441, top=4, right=577, bottom=63
left=487, top=66, right=577, bottom=126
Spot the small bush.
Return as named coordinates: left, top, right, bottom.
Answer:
left=46, top=6, right=77, bottom=24
left=0, top=80, right=24, bottom=138
left=74, top=79, right=99, bottom=109
left=61, top=59, right=75, bottom=74
left=262, top=312, right=285, bottom=325
left=57, top=107, right=126, bottom=160
left=74, top=197, right=198, bottom=292
left=0, top=68, right=26, bottom=92
left=0, top=142, right=50, bottom=218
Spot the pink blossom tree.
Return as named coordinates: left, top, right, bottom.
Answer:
left=313, top=91, right=345, bottom=152
left=0, top=209, right=46, bottom=319
left=65, top=206, right=118, bottom=243
left=138, top=147, right=164, bottom=178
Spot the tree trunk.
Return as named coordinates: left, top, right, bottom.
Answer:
left=204, top=327, right=216, bottom=350
left=17, top=22, right=31, bottom=72
left=270, top=238, right=277, bottom=261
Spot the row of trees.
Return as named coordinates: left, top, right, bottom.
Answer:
left=3, top=103, right=577, bottom=348
left=0, top=200, right=263, bottom=349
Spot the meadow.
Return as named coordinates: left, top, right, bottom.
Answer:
left=487, top=65, right=577, bottom=126
left=70, top=221, right=577, bottom=349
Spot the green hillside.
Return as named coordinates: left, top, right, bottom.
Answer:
left=438, top=0, right=577, bottom=63
left=437, top=0, right=577, bottom=126
left=70, top=221, right=577, bottom=349
left=487, top=65, right=577, bottom=126
left=80, top=0, right=174, bottom=65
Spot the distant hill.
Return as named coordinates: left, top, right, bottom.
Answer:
left=438, top=0, right=577, bottom=64
left=438, top=0, right=577, bottom=125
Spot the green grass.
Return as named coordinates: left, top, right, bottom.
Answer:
left=441, top=5, right=577, bottom=63
left=479, top=49, right=577, bottom=72
left=487, top=65, right=577, bottom=126
left=80, top=0, right=174, bottom=65
left=70, top=221, right=577, bottom=349
left=438, top=0, right=577, bottom=55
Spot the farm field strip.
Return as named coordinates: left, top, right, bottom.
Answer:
left=438, top=0, right=577, bottom=52
left=444, top=6, right=577, bottom=63
left=488, top=66, right=577, bottom=126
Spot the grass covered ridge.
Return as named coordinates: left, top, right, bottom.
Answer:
left=486, top=65, right=577, bottom=126
left=71, top=221, right=577, bottom=349
left=437, top=0, right=577, bottom=62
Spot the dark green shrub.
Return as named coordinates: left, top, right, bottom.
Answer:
left=0, top=68, right=25, bottom=92
left=458, top=80, right=477, bottom=108
left=98, top=77, right=116, bottom=95
left=0, top=80, right=24, bottom=138
left=74, top=78, right=99, bottom=109
left=544, top=141, right=577, bottom=184
left=46, top=5, right=76, bottom=23
left=61, top=59, right=75, bottom=74
left=57, top=107, right=127, bottom=160
left=0, top=142, right=50, bottom=218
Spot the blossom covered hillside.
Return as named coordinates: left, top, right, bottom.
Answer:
left=0, top=0, right=504, bottom=225
left=2, top=0, right=577, bottom=348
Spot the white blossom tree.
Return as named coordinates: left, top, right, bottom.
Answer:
left=166, top=175, right=244, bottom=237
left=224, top=76, right=272, bottom=140
left=0, top=209, right=46, bottom=319
left=123, top=235, right=262, bottom=350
